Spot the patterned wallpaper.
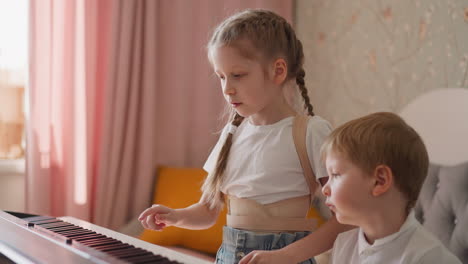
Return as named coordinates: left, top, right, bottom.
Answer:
left=296, top=0, right=468, bottom=126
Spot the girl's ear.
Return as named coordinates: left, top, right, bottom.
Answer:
left=272, top=58, right=287, bottom=85
left=371, top=165, right=393, bottom=196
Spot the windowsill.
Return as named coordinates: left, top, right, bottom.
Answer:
left=0, top=159, right=25, bottom=175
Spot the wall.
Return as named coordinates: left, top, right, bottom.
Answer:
left=0, top=159, right=25, bottom=212
left=296, top=0, right=468, bottom=126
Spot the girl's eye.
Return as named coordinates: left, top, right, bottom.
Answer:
left=232, top=73, right=245, bottom=78
left=330, top=173, right=340, bottom=178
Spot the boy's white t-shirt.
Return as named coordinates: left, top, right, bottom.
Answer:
left=203, top=115, right=332, bottom=205
left=330, top=211, right=462, bottom=264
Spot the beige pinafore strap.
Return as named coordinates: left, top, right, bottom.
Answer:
left=292, top=115, right=319, bottom=199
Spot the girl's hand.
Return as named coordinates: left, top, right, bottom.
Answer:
left=138, top=204, right=179, bottom=231
left=239, top=250, right=295, bottom=264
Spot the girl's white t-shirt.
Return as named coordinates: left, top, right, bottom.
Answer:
left=203, top=115, right=332, bottom=205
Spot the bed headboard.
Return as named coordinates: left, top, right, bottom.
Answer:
left=400, top=88, right=468, bottom=263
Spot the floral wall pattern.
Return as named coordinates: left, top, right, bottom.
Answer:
left=296, top=0, right=468, bottom=126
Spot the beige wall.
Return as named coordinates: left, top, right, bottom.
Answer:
left=0, top=160, right=25, bottom=212
left=296, top=0, right=468, bottom=126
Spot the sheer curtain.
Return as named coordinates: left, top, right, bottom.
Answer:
left=27, top=0, right=113, bottom=220
left=28, top=0, right=293, bottom=229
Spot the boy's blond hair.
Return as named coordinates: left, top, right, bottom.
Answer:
left=321, top=112, right=429, bottom=213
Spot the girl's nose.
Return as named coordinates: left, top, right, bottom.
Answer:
left=222, top=81, right=235, bottom=95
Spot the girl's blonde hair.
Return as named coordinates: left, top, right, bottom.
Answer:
left=202, top=9, right=314, bottom=209
left=320, top=112, right=429, bottom=214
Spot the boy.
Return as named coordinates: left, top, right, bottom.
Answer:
left=321, top=112, right=461, bottom=264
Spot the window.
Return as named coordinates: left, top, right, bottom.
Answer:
left=0, top=0, right=28, bottom=159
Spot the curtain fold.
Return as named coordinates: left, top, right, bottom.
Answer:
left=93, top=0, right=158, bottom=228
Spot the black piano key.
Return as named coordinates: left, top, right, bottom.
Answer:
left=92, top=243, right=132, bottom=251
left=64, top=232, right=99, bottom=239
left=64, top=231, right=96, bottom=238
left=121, top=253, right=157, bottom=262
left=135, top=256, right=178, bottom=264
left=47, top=226, right=82, bottom=232
left=107, top=247, right=146, bottom=258
left=86, top=242, right=121, bottom=249
left=87, top=239, right=121, bottom=247
left=134, top=260, right=166, bottom=264
left=72, top=233, right=103, bottom=238
left=118, top=249, right=152, bottom=258
left=39, top=222, right=74, bottom=228
left=23, top=215, right=57, bottom=222
left=99, top=244, right=134, bottom=252
left=81, top=239, right=119, bottom=247
left=105, top=247, right=138, bottom=256
left=57, top=229, right=91, bottom=236
left=59, top=228, right=92, bottom=234
left=127, top=254, right=173, bottom=264
left=53, top=228, right=82, bottom=234
left=41, top=224, right=75, bottom=230
left=123, top=254, right=160, bottom=263
left=109, top=249, right=148, bottom=259
left=74, top=234, right=107, bottom=241
left=135, top=260, right=170, bottom=264
left=119, top=250, right=153, bottom=258
left=77, top=237, right=112, bottom=244
left=35, top=219, right=65, bottom=225
left=31, top=219, right=63, bottom=225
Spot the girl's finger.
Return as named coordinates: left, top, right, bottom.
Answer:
left=239, top=251, right=254, bottom=264
left=140, top=214, right=151, bottom=229
left=138, top=207, right=155, bottom=220
left=146, top=214, right=158, bottom=230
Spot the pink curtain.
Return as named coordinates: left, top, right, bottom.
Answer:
left=27, top=0, right=112, bottom=220
left=28, top=0, right=293, bottom=229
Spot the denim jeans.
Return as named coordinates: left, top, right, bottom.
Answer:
left=216, top=226, right=317, bottom=264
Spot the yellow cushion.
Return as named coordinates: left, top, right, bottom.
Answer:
left=307, top=204, right=326, bottom=227
left=139, top=167, right=226, bottom=255
left=139, top=166, right=326, bottom=255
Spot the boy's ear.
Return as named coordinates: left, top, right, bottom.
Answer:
left=272, top=58, right=287, bottom=85
left=371, top=165, right=393, bottom=196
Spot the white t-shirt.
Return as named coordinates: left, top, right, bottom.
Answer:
left=330, top=211, right=462, bottom=264
left=203, top=115, right=332, bottom=205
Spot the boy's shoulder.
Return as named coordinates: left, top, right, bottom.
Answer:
left=407, top=224, right=461, bottom=263
left=330, top=227, right=360, bottom=264
left=333, top=227, right=360, bottom=247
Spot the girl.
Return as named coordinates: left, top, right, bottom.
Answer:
left=139, top=9, right=350, bottom=264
